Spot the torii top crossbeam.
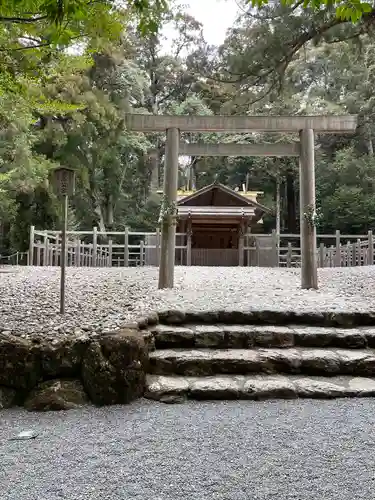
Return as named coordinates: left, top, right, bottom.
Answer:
left=125, top=114, right=357, bottom=133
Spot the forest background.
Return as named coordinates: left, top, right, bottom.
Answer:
left=1, top=0, right=374, bottom=254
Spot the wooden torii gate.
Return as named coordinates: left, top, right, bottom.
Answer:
left=125, top=114, right=358, bottom=290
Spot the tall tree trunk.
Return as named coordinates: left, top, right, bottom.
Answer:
left=286, top=170, right=297, bottom=233
left=245, top=172, right=250, bottom=192
left=107, top=194, right=114, bottom=229
left=94, top=203, right=107, bottom=235
left=365, top=118, right=374, bottom=156
left=188, top=157, right=198, bottom=190
left=89, top=189, right=107, bottom=238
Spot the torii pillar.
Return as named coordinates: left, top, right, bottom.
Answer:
left=299, top=129, right=317, bottom=289
left=158, top=127, right=180, bottom=289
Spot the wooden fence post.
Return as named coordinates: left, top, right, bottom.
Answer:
left=352, top=240, right=356, bottom=266
left=50, top=241, right=54, bottom=267
left=245, top=233, right=249, bottom=267
left=368, top=230, right=374, bottom=265
left=92, top=227, right=98, bottom=267
left=75, top=238, right=81, bottom=267
left=345, top=241, right=350, bottom=266
left=54, top=234, right=59, bottom=266
left=335, top=230, right=341, bottom=267
left=287, top=242, right=292, bottom=268
left=124, top=227, right=129, bottom=267
left=140, top=240, right=144, bottom=266
left=87, top=244, right=92, bottom=266
left=49, top=242, right=53, bottom=266
left=186, top=225, right=192, bottom=266
left=43, top=232, right=49, bottom=266
left=255, top=238, right=260, bottom=267
left=155, top=228, right=161, bottom=267
left=329, top=245, right=334, bottom=267
left=271, top=229, right=278, bottom=267
left=29, top=225, right=35, bottom=266
left=357, top=238, right=361, bottom=266
left=238, top=222, right=245, bottom=266
left=319, top=242, right=325, bottom=268
left=108, top=239, right=113, bottom=267
left=36, top=244, right=41, bottom=266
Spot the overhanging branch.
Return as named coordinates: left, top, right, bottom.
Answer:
left=0, top=15, right=48, bottom=23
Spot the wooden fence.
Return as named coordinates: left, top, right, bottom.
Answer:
left=25, top=226, right=375, bottom=268
left=0, top=251, right=28, bottom=266
left=28, top=226, right=187, bottom=267
left=243, top=230, right=375, bottom=268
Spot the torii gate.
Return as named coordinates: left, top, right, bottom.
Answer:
left=125, top=114, right=358, bottom=290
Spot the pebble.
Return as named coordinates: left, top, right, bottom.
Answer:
left=1, top=400, right=375, bottom=499
left=0, top=265, right=374, bottom=337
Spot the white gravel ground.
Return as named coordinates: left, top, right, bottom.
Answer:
left=1, top=399, right=375, bottom=500
left=0, top=266, right=375, bottom=335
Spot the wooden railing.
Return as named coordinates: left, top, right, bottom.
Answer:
left=28, top=227, right=187, bottom=267
left=243, top=230, right=375, bottom=268
left=0, top=251, right=29, bottom=266
left=26, top=226, right=375, bottom=268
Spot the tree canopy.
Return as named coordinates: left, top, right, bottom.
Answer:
left=1, top=0, right=375, bottom=258
left=250, top=0, right=374, bottom=22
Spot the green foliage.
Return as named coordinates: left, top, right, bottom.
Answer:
left=316, top=148, right=375, bottom=233
left=0, top=0, right=167, bottom=98
left=0, top=0, right=167, bottom=41
left=2, top=0, right=375, bottom=258
left=249, top=0, right=373, bottom=21
left=190, top=9, right=375, bottom=235
left=10, top=187, right=58, bottom=251
left=0, top=0, right=160, bottom=251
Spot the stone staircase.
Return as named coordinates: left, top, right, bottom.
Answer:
left=143, top=314, right=375, bottom=402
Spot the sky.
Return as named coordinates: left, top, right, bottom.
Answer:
left=182, top=0, right=240, bottom=45
left=162, top=0, right=241, bottom=49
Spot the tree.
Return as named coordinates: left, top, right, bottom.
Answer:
left=0, top=0, right=167, bottom=96
left=0, top=0, right=168, bottom=43
left=316, top=153, right=375, bottom=233
left=123, top=6, right=211, bottom=189
left=32, top=50, right=152, bottom=233
left=193, top=11, right=375, bottom=235
left=4, top=0, right=375, bottom=257
left=249, top=0, right=373, bottom=22
left=190, top=0, right=375, bottom=104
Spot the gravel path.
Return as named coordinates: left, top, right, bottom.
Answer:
left=0, top=399, right=374, bottom=500
left=1, top=266, right=375, bottom=335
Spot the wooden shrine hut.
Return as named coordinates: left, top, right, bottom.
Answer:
left=146, top=182, right=271, bottom=267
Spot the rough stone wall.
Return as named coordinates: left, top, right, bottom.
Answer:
left=0, top=314, right=158, bottom=411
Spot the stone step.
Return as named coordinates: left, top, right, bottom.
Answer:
left=150, top=324, right=375, bottom=350
left=156, top=310, right=375, bottom=327
left=145, top=374, right=375, bottom=403
left=148, top=347, right=375, bottom=377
